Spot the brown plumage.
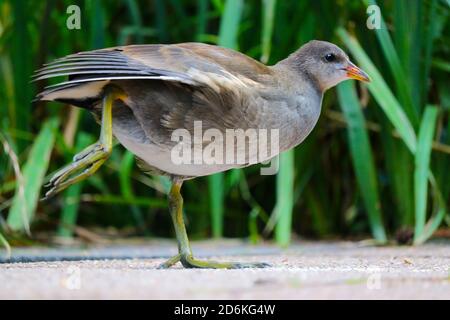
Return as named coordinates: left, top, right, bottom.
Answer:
left=35, top=40, right=370, bottom=269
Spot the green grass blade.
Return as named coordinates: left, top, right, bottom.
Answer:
left=169, top=0, right=188, bottom=33
left=416, top=172, right=446, bottom=244
left=417, top=208, right=446, bottom=244
left=7, top=118, right=59, bottom=231
left=125, top=0, right=144, bottom=43
left=0, top=56, right=16, bottom=132
left=260, top=0, right=277, bottom=64
left=196, top=0, right=209, bottom=41
left=58, top=180, right=83, bottom=238
left=365, top=0, right=419, bottom=127
left=119, top=151, right=137, bottom=199
left=10, top=0, right=32, bottom=149
left=305, top=187, right=328, bottom=237
left=154, top=0, right=168, bottom=42
left=224, top=169, right=242, bottom=193
left=218, top=0, right=243, bottom=48
left=432, top=59, right=450, bottom=73
left=337, top=81, right=387, bottom=242
left=380, top=129, right=414, bottom=227
left=58, top=133, right=92, bottom=238
left=393, top=0, right=409, bottom=66
left=0, top=231, right=11, bottom=259
left=209, top=172, right=224, bottom=238
left=275, top=151, right=294, bottom=246
left=80, top=194, right=168, bottom=208
left=413, top=106, right=438, bottom=242
left=408, top=0, right=423, bottom=109
left=422, top=0, right=445, bottom=101
left=414, top=162, right=447, bottom=245
left=337, top=28, right=417, bottom=153
left=88, top=0, right=105, bottom=49
left=248, top=208, right=260, bottom=244
left=119, top=150, right=146, bottom=231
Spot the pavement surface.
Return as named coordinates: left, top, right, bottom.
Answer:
left=0, top=240, right=449, bottom=299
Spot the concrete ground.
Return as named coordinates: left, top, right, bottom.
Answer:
left=0, top=240, right=449, bottom=299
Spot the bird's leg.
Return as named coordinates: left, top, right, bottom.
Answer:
left=44, top=87, right=126, bottom=199
left=158, top=180, right=270, bottom=269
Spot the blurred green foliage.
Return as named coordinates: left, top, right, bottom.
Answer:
left=0, top=0, right=449, bottom=248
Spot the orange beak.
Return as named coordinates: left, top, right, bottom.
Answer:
left=345, top=62, right=371, bottom=82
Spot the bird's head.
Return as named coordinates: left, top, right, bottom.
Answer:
left=286, top=40, right=371, bottom=92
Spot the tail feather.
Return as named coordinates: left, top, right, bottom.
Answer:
left=33, top=47, right=197, bottom=109
left=35, top=81, right=108, bottom=109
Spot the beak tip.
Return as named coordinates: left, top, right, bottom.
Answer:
left=346, top=62, right=371, bottom=83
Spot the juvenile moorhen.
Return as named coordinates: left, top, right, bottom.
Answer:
left=34, top=40, right=370, bottom=269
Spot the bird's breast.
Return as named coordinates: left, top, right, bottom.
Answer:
left=265, top=91, right=322, bottom=153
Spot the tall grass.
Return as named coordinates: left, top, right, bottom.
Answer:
left=0, top=0, right=448, bottom=250
left=337, top=81, right=387, bottom=242
left=7, top=118, right=58, bottom=231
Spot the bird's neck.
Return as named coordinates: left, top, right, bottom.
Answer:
left=267, top=63, right=323, bottom=152
left=271, top=62, right=323, bottom=98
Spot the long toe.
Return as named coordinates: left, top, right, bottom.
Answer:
left=180, top=255, right=271, bottom=269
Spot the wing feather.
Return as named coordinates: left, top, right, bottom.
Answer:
left=34, top=49, right=193, bottom=84
left=34, top=43, right=272, bottom=107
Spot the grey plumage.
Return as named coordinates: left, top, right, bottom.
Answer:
left=34, top=41, right=369, bottom=178
left=35, top=40, right=371, bottom=269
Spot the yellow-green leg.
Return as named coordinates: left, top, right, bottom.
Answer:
left=43, top=86, right=126, bottom=199
left=158, top=180, right=270, bottom=269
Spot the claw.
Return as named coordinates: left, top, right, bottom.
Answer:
left=157, top=254, right=181, bottom=269
left=73, top=143, right=102, bottom=162
left=43, top=146, right=108, bottom=198
left=41, top=85, right=123, bottom=200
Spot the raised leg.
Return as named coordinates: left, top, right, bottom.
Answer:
left=43, top=87, right=126, bottom=200
left=158, top=180, right=270, bottom=269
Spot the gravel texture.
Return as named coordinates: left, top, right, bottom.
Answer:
left=1, top=240, right=449, bottom=299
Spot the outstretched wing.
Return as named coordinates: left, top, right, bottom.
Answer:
left=34, top=43, right=292, bottom=176
left=33, top=43, right=273, bottom=106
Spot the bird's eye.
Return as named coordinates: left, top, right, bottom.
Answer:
left=324, top=53, right=336, bottom=63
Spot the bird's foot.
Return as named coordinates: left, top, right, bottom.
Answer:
left=43, top=142, right=111, bottom=200
left=157, top=254, right=271, bottom=269
left=157, top=254, right=181, bottom=269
